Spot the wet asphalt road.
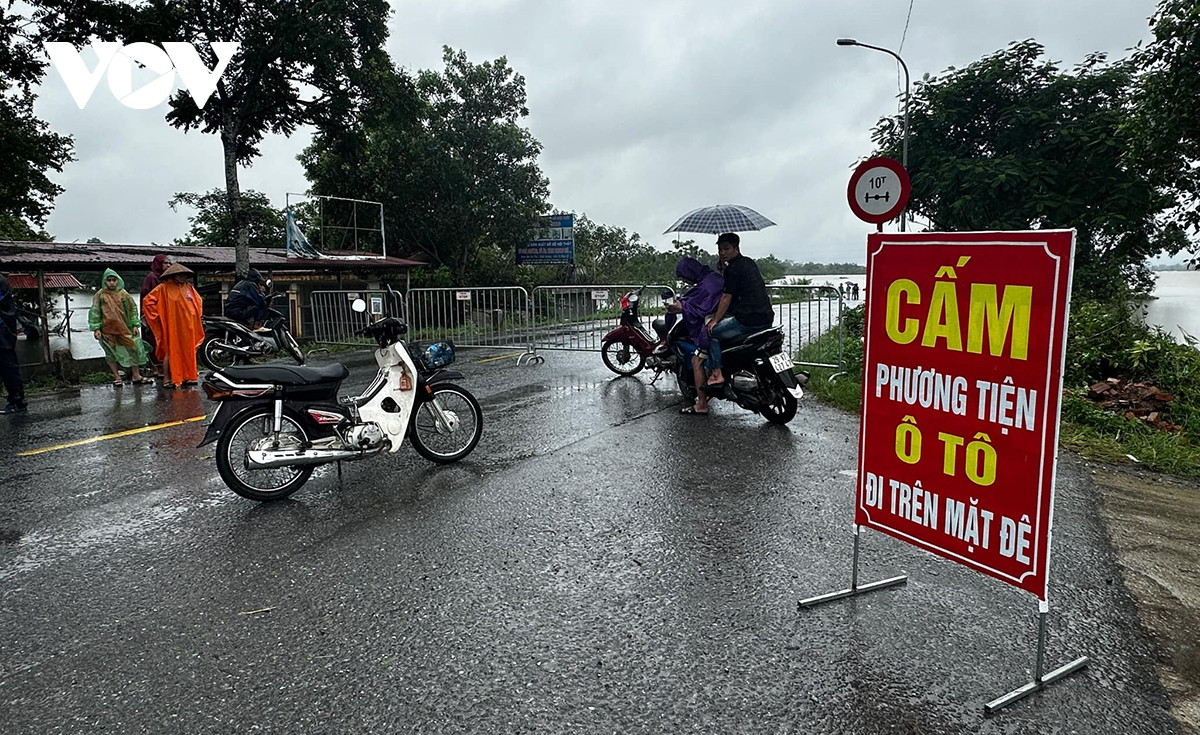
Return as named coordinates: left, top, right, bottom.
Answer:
left=0, top=348, right=1181, bottom=734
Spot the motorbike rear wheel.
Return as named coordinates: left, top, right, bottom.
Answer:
left=760, top=386, right=798, bottom=425
left=201, top=336, right=244, bottom=370
left=601, top=339, right=645, bottom=376
left=216, top=407, right=314, bottom=501
left=409, top=383, right=483, bottom=464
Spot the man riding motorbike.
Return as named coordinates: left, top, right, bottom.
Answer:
left=705, top=233, right=774, bottom=389
left=664, top=257, right=724, bottom=415
left=223, top=269, right=271, bottom=329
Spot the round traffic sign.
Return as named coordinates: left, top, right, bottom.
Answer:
left=847, top=157, right=910, bottom=225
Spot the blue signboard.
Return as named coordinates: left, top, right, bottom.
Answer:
left=518, top=214, right=575, bottom=265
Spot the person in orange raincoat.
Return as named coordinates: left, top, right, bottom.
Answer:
left=142, top=262, right=205, bottom=388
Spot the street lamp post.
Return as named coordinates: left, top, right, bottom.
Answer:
left=838, top=38, right=910, bottom=231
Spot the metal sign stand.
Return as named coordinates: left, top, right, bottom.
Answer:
left=798, top=525, right=907, bottom=608
left=984, top=600, right=1089, bottom=716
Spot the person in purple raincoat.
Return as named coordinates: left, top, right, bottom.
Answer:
left=664, top=257, right=724, bottom=415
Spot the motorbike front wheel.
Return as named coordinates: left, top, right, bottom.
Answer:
left=279, top=328, right=305, bottom=365
left=601, top=339, right=645, bottom=376
left=409, top=383, right=483, bottom=464
left=201, top=336, right=244, bottom=370
left=675, top=365, right=697, bottom=405
left=215, top=407, right=314, bottom=501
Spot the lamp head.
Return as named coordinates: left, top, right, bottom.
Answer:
left=836, top=38, right=858, bottom=46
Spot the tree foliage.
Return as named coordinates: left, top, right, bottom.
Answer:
left=870, top=40, right=1187, bottom=296
left=169, top=188, right=284, bottom=250
left=34, top=0, right=390, bottom=273
left=0, top=3, right=73, bottom=239
left=1134, top=0, right=1200, bottom=235
left=302, top=47, right=549, bottom=282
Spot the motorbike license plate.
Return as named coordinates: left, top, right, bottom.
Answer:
left=769, top=353, right=793, bottom=374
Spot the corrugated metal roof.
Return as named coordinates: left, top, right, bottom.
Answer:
left=6, top=273, right=85, bottom=289
left=0, top=241, right=425, bottom=272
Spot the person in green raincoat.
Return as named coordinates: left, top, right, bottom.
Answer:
left=89, top=268, right=150, bottom=386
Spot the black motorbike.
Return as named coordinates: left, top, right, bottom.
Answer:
left=653, top=294, right=806, bottom=424
left=199, top=291, right=304, bottom=370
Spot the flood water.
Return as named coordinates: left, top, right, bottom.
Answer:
left=1141, top=269, right=1200, bottom=342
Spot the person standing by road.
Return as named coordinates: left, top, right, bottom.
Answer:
left=0, top=273, right=27, bottom=414
left=89, top=268, right=150, bottom=386
left=142, top=262, right=205, bottom=389
left=704, top=233, right=775, bottom=389
left=140, top=254, right=171, bottom=378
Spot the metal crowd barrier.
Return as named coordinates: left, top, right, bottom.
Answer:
left=308, top=289, right=405, bottom=345
left=307, top=283, right=851, bottom=371
left=405, top=286, right=533, bottom=357
left=769, top=284, right=845, bottom=370
left=528, top=284, right=672, bottom=356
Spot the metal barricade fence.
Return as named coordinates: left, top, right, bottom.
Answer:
left=309, top=289, right=405, bottom=345
left=307, top=283, right=849, bottom=371
left=404, top=287, right=532, bottom=353
left=770, top=284, right=844, bottom=370
left=528, top=284, right=672, bottom=355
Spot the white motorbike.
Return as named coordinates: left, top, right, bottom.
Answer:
left=198, top=298, right=483, bottom=501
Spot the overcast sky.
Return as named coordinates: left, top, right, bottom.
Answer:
left=31, top=0, right=1161, bottom=266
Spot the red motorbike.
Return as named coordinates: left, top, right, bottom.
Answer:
left=600, top=286, right=674, bottom=377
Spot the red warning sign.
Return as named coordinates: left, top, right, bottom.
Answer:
left=856, top=230, right=1075, bottom=599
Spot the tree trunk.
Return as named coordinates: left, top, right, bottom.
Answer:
left=221, top=116, right=248, bottom=276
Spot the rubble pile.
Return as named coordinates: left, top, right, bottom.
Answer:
left=1086, top=378, right=1181, bottom=431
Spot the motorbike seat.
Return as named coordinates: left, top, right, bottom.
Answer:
left=218, top=363, right=349, bottom=386
left=722, top=327, right=781, bottom=347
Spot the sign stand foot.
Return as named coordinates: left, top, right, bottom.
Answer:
left=799, top=525, right=907, bottom=609
left=984, top=604, right=1089, bottom=716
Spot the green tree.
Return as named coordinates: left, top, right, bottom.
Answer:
left=870, top=40, right=1187, bottom=297
left=1133, top=0, right=1200, bottom=237
left=0, top=3, right=73, bottom=240
left=572, top=214, right=655, bottom=283
left=302, top=47, right=549, bottom=282
left=756, top=254, right=786, bottom=283
left=169, top=188, right=284, bottom=250
left=34, top=0, right=390, bottom=274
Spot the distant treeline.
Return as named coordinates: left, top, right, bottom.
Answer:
left=782, top=262, right=866, bottom=275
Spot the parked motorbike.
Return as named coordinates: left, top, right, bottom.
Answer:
left=198, top=298, right=483, bottom=501
left=600, top=286, right=671, bottom=376
left=199, top=291, right=304, bottom=370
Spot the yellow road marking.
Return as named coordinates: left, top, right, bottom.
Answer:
left=17, top=415, right=208, bottom=457
left=473, top=351, right=527, bottom=364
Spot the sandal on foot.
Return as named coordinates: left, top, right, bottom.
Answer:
left=112, top=379, right=124, bottom=386
left=680, top=405, right=709, bottom=415
left=162, top=381, right=177, bottom=390
left=181, top=380, right=198, bottom=388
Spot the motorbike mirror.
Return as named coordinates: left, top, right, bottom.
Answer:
left=351, top=298, right=367, bottom=313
